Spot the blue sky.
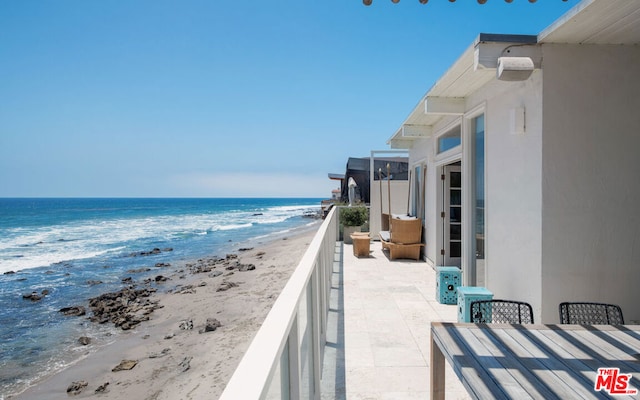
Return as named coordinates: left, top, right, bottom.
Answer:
left=0, top=0, right=579, bottom=198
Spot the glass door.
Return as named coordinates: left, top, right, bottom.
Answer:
left=442, top=164, right=461, bottom=266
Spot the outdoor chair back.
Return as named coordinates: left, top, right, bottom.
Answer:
left=470, top=299, right=534, bottom=324
left=559, top=302, right=625, bottom=325
left=390, top=217, right=421, bottom=244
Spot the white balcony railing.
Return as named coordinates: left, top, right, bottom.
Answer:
left=219, top=207, right=338, bottom=400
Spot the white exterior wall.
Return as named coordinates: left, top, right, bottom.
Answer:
left=464, top=73, right=544, bottom=321
left=541, top=44, right=640, bottom=323
left=395, top=43, right=640, bottom=324
left=369, top=181, right=410, bottom=239
left=403, top=79, right=545, bottom=319
left=408, top=138, right=436, bottom=264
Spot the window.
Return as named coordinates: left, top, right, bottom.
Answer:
left=437, top=125, right=461, bottom=154
left=412, top=164, right=426, bottom=222
left=473, top=114, right=485, bottom=260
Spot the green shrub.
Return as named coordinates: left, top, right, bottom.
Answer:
left=340, top=206, right=368, bottom=227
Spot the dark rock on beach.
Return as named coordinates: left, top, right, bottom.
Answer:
left=22, top=292, right=41, bottom=301
left=129, top=248, right=173, bottom=257
left=224, top=260, right=256, bottom=272
left=179, top=356, right=192, bottom=372
left=112, top=359, right=137, bottom=372
left=179, top=319, right=193, bottom=330
left=238, top=263, right=256, bottom=272
left=67, top=381, right=88, bottom=395
left=216, top=281, right=238, bottom=292
left=199, top=318, right=222, bottom=333
left=87, top=280, right=103, bottom=286
left=303, top=210, right=322, bottom=219
left=88, top=287, right=159, bottom=330
left=23, top=290, right=48, bottom=302
left=186, top=255, right=243, bottom=274
left=127, top=267, right=151, bottom=273
left=59, top=306, right=86, bottom=316
left=4, top=270, right=16, bottom=275
left=95, top=382, right=110, bottom=393
left=176, top=284, right=196, bottom=294
left=78, top=336, right=92, bottom=346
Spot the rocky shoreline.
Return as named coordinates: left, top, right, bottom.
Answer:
left=44, top=251, right=264, bottom=396
left=14, top=222, right=320, bottom=400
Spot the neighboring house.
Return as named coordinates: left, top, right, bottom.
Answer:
left=339, top=157, right=409, bottom=205
left=386, top=0, right=640, bottom=323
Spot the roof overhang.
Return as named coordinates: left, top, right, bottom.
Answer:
left=388, top=34, right=536, bottom=148
left=387, top=0, right=640, bottom=150
left=539, top=0, right=640, bottom=45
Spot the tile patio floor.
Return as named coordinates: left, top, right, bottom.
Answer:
left=321, top=240, right=471, bottom=400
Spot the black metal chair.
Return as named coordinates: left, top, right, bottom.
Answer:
left=559, top=302, right=625, bottom=325
left=470, top=299, right=534, bottom=324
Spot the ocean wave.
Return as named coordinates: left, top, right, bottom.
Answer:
left=0, top=203, right=321, bottom=273
left=0, top=248, right=114, bottom=274
left=212, top=223, right=253, bottom=231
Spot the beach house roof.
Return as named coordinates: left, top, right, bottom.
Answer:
left=388, top=0, right=640, bottom=149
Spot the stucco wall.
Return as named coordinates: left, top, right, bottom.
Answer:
left=407, top=139, right=435, bottom=263
left=405, top=76, right=545, bottom=320
left=467, top=74, right=544, bottom=321
left=541, top=44, right=640, bottom=323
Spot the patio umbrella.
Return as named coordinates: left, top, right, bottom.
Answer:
left=348, top=177, right=357, bottom=206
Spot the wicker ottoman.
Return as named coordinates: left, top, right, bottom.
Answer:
left=350, top=234, right=371, bottom=257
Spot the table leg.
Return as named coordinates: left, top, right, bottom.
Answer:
left=431, top=334, right=445, bottom=400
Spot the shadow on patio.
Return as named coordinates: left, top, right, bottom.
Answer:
left=321, top=240, right=470, bottom=399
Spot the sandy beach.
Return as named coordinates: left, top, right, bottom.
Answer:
left=14, top=222, right=321, bottom=400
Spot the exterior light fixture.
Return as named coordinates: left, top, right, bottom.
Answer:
left=363, top=0, right=372, bottom=5
left=497, top=57, right=535, bottom=81
left=478, top=0, right=487, bottom=3
left=419, top=0, right=428, bottom=3
left=391, top=0, right=400, bottom=3
left=505, top=0, right=513, bottom=3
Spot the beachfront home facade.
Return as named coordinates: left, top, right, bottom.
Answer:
left=386, top=0, right=640, bottom=323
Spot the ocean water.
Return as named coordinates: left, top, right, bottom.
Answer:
left=0, top=198, right=322, bottom=398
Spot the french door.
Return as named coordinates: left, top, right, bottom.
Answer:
left=442, top=164, right=461, bottom=266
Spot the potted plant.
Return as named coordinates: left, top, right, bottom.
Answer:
left=340, top=206, right=368, bottom=244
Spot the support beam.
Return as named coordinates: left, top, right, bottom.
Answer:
left=387, top=138, right=414, bottom=149
left=425, top=96, right=465, bottom=115
left=402, top=124, right=432, bottom=138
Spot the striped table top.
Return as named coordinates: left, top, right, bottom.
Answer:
left=431, top=322, right=640, bottom=399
